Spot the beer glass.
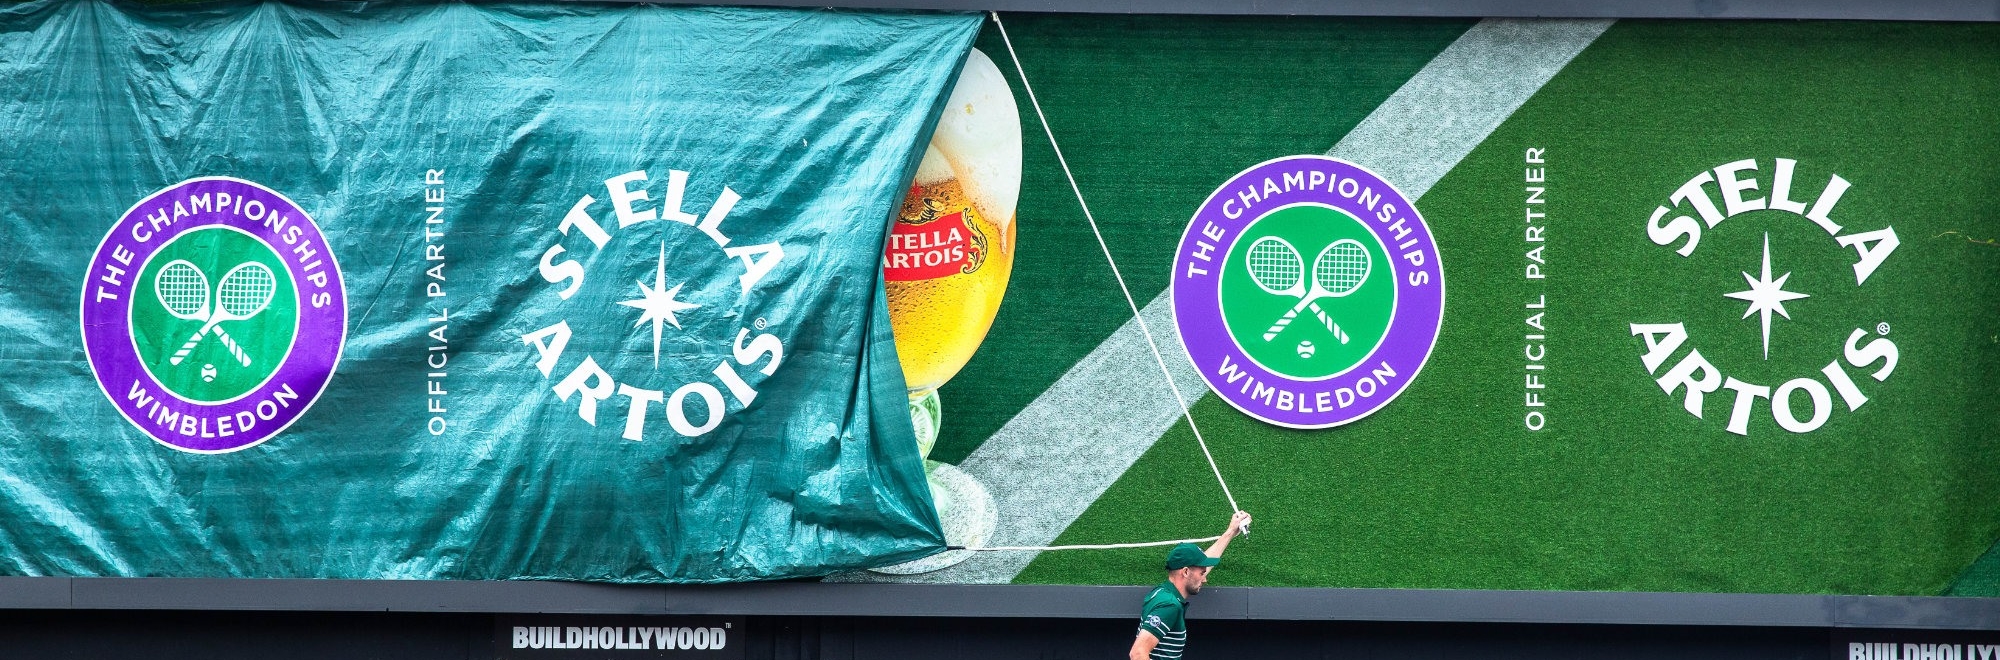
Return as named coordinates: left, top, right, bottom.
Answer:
left=877, top=48, right=1019, bottom=573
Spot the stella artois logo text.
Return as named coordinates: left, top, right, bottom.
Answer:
left=1631, top=158, right=1900, bottom=435
left=884, top=187, right=989, bottom=281
left=522, top=169, right=791, bottom=441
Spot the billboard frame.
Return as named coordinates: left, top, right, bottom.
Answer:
left=5, top=0, right=1995, bottom=639
left=2, top=577, right=1997, bottom=630
left=624, top=0, right=1998, bottom=22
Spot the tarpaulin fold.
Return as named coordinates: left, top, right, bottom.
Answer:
left=0, top=0, right=978, bottom=582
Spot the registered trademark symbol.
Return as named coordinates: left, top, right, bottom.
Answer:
left=1877, top=322, right=1891, bottom=335
left=754, top=317, right=768, bottom=330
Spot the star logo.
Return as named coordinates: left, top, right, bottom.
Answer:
left=524, top=169, right=795, bottom=443
left=1723, top=232, right=1810, bottom=360
left=1631, top=158, right=1903, bottom=437
left=619, top=241, right=700, bottom=367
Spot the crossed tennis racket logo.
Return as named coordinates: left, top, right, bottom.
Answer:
left=153, top=259, right=278, bottom=368
left=1244, top=236, right=1372, bottom=344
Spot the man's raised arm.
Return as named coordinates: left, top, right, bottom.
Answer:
left=1205, top=510, right=1253, bottom=559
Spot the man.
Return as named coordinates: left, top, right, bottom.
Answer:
left=1129, top=510, right=1252, bottom=660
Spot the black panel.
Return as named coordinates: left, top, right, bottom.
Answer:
left=11, top=578, right=2000, bottom=631
left=0, top=610, right=479, bottom=660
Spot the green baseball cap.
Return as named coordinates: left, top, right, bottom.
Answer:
left=1165, top=543, right=1220, bottom=570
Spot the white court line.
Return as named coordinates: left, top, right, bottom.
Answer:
left=834, top=18, right=1614, bottom=584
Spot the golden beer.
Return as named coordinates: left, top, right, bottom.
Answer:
left=884, top=162, right=1016, bottom=394
left=868, top=47, right=1017, bottom=574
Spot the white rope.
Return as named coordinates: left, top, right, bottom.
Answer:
left=987, top=11, right=1240, bottom=522
left=956, top=535, right=1222, bottom=552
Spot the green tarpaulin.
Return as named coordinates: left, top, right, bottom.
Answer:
left=0, top=0, right=978, bottom=582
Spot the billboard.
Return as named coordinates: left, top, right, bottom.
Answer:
left=850, top=15, right=2000, bottom=597
left=1, top=1, right=1996, bottom=597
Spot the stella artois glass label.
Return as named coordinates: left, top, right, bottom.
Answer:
left=886, top=185, right=989, bottom=282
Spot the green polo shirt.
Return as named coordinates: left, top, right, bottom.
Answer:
left=1136, top=580, right=1188, bottom=659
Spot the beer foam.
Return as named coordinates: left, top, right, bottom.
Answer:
left=914, top=144, right=955, bottom=187
left=931, top=48, right=1021, bottom=228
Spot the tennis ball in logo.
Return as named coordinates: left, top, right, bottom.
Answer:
left=1218, top=204, right=1394, bottom=380
left=130, top=226, right=297, bottom=404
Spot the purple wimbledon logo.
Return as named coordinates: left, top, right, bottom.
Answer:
left=1172, top=156, right=1444, bottom=428
left=80, top=177, right=346, bottom=453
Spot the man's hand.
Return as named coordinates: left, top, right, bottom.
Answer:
left=1226, top=510, right=1252, bottom=539
left=1205, top=510, right=1253, bottom=559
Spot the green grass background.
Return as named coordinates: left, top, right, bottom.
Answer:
left=925, top=14, right=1475, bottom=465
left=971, top=19, right=2000, bottom=595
